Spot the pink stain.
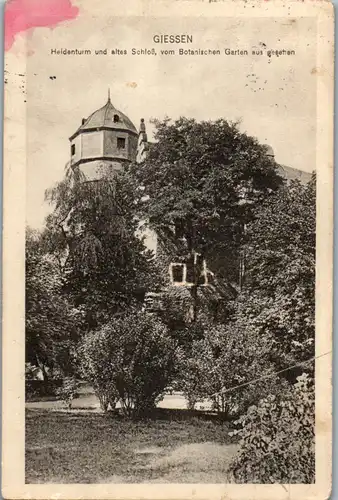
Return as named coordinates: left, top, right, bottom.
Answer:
left=5, top=0, right=79, bottom=51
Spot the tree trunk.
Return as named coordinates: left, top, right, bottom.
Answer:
left=239, top=223, right=247, bottom=291
left=187, top=395, right=197, bottom=410
left=108, top=397, right=117, bottom=411
left=189, top=285, right=198, bottom=322
left=36, top=356, right=49, bottom=382
left=99, top=394, right=109, bottom=413
left=41, top=364, right=49, bottom=382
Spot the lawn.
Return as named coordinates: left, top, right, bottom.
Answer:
left=26, top=408, right=239, bottom=483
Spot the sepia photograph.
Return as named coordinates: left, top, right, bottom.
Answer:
left=2, top=1, right=333, bottom=498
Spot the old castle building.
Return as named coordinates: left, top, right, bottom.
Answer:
left=69, top=94, right=312, bottom=299
left=69, top=93, right=311, bottom=187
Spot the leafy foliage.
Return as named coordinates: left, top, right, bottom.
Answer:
left=237, top=176, right=316, bottom=375
left=25, top=227, right=79, bottom=378
left=179, top=335, right=221, bottom=411
left=175, top=176, right=316, bottom=416
left=177, top=317, right=289, bottom=415
left=45, top=168, right=163, bottom=329
left=55, top=377, right=79, bottom=409
left=228, top=374, right=315, bottom=483
left=222, top=178, right=316, bottom=482
left=78, top=312, right=179, bottom=417
left=26, top=117, right=316, bottom=492
left=131, top=117, right=284, bottom=284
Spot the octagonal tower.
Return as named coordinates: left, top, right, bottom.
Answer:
left=69, top=92, right=138, bottom=181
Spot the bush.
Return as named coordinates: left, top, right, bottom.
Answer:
left=176, top=320, right=258, bottom=414
left=76, top=330, right=119, bottom=412
left=25, top=379, right=63, bottom=401
left=175, top=315, right=293, bottom=418
left=78, top=311, right=178, bottom=417
left=178, top=335, right=219, bottom=410
left=55, top=377, right=79, bottom=409
left=228, top=374, right=315, bottom=483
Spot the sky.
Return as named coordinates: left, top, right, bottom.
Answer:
left=10, top=10, right=317, bottom=228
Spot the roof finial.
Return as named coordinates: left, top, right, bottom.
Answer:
left=107, top=88, right=111, bottom=102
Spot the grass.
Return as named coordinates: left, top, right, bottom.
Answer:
left=26, top=408, right=239, bottom=483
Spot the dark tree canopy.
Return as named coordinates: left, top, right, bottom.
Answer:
left=175, top=176, right=316, bottom=413
left=25, top=228, right=78, bottom=378
left=130, top=117, right=284, bottom=284
left=44, top=168, right=163, bottom=330
left=241, top=175, right=316, bottom=370
left=213, top=176, right=316, bottom=400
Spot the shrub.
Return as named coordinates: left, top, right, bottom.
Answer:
left=178, top=336, right=218, bottom=410
left=228, top=373, right=315, bottom=483
left=176, top=316, right=292, bottom=417
left=76, top=331, right=119, bottom=412
left=55, top=377, right=79, bottom=409
left=78, top=311, right=178, bottom=417
left=25, top=379, right=63, bottom=401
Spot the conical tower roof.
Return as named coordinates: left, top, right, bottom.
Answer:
left=70, top=94, right=137, bottom=140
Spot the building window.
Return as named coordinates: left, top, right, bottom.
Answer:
left=169, top=254, right=212, bottom=287
left=117, top=137, right=126, bottom=149
left=114, top=114, right=119, bottom=123
left=71, top=144, right=75, bottom=156
left=169, top=263, right=186, bottom=284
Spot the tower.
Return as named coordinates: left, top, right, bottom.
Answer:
left=67, top=93, right=158, bottom=254
left=69, top=92, right=138, bottom=181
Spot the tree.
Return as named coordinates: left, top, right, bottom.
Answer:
left=239, top=175, right=316, bottom=374
left=45, top=167, right=163, bottom=330
left=25, top=227, right=79, bottom=379
left=199, top=176, right=316, bottom=415
left=177, top=176, right=316, bottom=415
left=130, top=117, right=284, bottom=319
left=78, top=311, right=179, bottom=417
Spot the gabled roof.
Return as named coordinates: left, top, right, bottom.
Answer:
left=277, top=165, right=313, bottom=184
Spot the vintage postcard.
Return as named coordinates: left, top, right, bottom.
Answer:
left=2, top=0, right=334, bottom=498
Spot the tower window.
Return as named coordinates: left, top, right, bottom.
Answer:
left=117, top=137, right=126, bottom=149
left=114, top=114, right=119, bottom=123
left=71, top=144, right=75, bottom=156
